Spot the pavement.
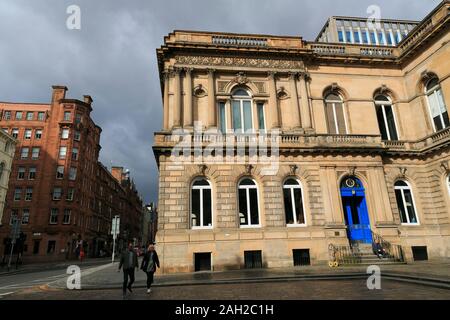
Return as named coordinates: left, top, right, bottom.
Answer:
left=45, top=259, right=450, bottom=290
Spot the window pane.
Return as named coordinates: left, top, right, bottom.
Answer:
left=240, top=178, right=255, bottom=186
left=403, top=190, right=417, bottom=223
left=376, top=106, right=389, bottom=140
left=232, top=100, right=242, bottom=131
left=257, top=103, right=265, bottom=130
left=335, top=102, right=346, bottom=134
left=385, top=105, right=398, bottom=140
left=191, top=189, right=200, bottom=227
left=249, top=188, right=259, bottom=225
left=326, top=102, right=337, bottom=134
left=233, top=89, right=249, bottom=97
left=239, top=189, right=248, bottom=225
left=243, top=101, right=252, bottom=131
left=353, top=31, right=360, bottom=43
left=284, top=188, right=294, bottom=224
left=203, top=189, right=212, bottom=227
left=294, top=188, right=305, bottom=224
left=338, top=31, right=344, bottom=42
left=218, top=102, right=226, bottom=133
left=395, top=189, right=408, bottom=223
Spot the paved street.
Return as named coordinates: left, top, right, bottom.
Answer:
left=4, top=279, right=450, bottom=300
left=1, top=259, right=449, bottom=300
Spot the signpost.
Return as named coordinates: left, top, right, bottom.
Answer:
left=111, top=215, right=120, bottom=263
left=8, top=217, right=21, bottom=271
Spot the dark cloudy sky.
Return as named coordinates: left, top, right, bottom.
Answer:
left=0, top=0, right=440, bottom=204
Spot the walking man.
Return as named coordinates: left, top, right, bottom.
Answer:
left=118, top=242, right=139, bottom=297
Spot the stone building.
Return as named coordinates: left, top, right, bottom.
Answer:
left=153, top=1, right=450, bottom=273
left=0, top=130, right=16, bottom=226
left=0, top=86, right=143, bottom=262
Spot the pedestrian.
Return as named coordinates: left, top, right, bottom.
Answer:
left=140, top=243, right=160, bottom=294
left=118, top=242, right=139, bottom=297
left=374, top=240, right=386, bottom=258
left=79, top=247, right=85, bottom=263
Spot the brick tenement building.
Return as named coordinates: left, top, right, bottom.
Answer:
left=0, top=86, right=143, bottom=262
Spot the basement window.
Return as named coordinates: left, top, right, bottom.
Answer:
left=244, top=250, right=262, bottom=269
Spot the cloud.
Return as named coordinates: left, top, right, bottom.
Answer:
left=0, top=0, right=440, bottom=203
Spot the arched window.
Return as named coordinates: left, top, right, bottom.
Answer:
left=231, top=88, right=253, bottom=132
left=425, top=77, right=449, bottom=132
left=447, top=175, right=450, bottom=198
left=191, top=178, right=212, bottom=229
left=283, top=178, right=306, bottom=226
left=375, top=95, right=398, bottom=141
left=238, top=178, right=260, bottom=227
left=324, top=93, right=347, bottom=134
left=394, top=180, right=419, bottom=225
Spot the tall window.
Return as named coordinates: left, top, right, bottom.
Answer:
left=26, top=112, right=34, bottom=121
left=59, top=146, right=67, bottom=159
left=67, top=188, right=74, bottom=201
left=17, top=167, right=25, bottom=180
left=375, top=95, right=398, bottom=141
left=14, top=188, right=22, bottom=201
left=12, top=128, right=19, bottom=139
left=69, top=167, right=77, bottom=180
left=28, top=167, right=36, bottom=180
left=38, top=112, right=45, bottom=121
left=325, top=93, right=347, bottom=134
left=22, top=209, right=30, bottom=225
left=53, top=187, right=62, bottom=200
left=218, top=101, right=227, bottom=133
left=190, top=179, right=212, bottom=229
left=35, top=129, right=42, bottom=139
left=238, top=178, right=260, bottom=227
left=25, top=188, right=33, bottom=201
left=21, top=147, right=29, bottom=159
left=283, top=178, right=306, bottom=226
left=61, top=128, right=69, bottom=139
left=3, top=111, right=11, bottom=120
left=64, top=111, right=71, bottom=121
left=72, top=148, right=79, bottom=160
left=15, top=111, right=23, bottom=120
left=50, top=209, right=58, bottom=224
left=24, top=129, right=32, bottom=140
left=394, top=181, right=419, bottom=225
left=257, top=102, right=266, bottom=131
left=425, top=78, right=449, bottom=132
left=232, top=88, right=253, bottom=132
left=56, top=166, right=64, bottom=179
left=31, top=147, right=40, bottom=159
left=63, top=209, right=71, bottom=225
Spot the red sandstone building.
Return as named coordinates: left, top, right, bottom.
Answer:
left=0, top=86, right=143, bottom=262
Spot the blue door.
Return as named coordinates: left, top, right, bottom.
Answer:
left=340, top=177, right=372, bottom=244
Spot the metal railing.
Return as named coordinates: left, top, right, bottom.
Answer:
left=370, top=230, right=405, bottom=263
left=212, top=36, right=268, bottom=47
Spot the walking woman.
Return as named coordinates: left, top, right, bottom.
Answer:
left=141, top=243, right=160, bottom=294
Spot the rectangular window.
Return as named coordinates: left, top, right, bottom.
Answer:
left=74, top=131, right=81, bottom=141
left=378, top=32, right=385, bottom=45
left=17, top=167, right=25, bottom=180
left=370, top=32, right=377, bottom=44
left=38, top=112, right=45, bottom=121
left=31, top=147, right=40, bottom=159
left=12, top=128, right=19, bottom=139
left=218, top=102, right=226, bottom=133
left=49, top=209, right=58, bottom=224
left=353, top=31, right=360, bottom=44
left=28, top=167, right=36, bottom=180
left=345, top=31, right=352, bottom=43
left=21, top=147, right=29, bottom=159
left=71, top=148, right=79, bottom=160
left=47, top=240, right=56, bottom=254
left=387, top=31, right=393, bottom=45
left=35, top=129, right=42, bottom=139
left=64, top=111, right=71, bottom=121
left=69, top=167, right=77, bottom=180
left=194, top=253, right=211, bottom=272
left=362, top=31, right=369, bottom=44
left=53, top=187, right=62, bottom=200
left=15, top=111, right=23, bottom=120
left=4, top=111, right=11, bottom=120
left=75, top=114, right=82, bottom=124
left=26, top=112, right=34, bottom=121
left=244, top=250, right=262, bottom=269
left=14, top=188, right=22, bottom=201
left=293, top=249, right=311, bottom=266
left=66, top=188, right=74, bottom=201
left=232, top=100, right=242, bottom=131
left=24, top=129, right=32, bottom=140
left=10, top=209, right=19, bottom=225
left=63, top=209, right=71, bottom=224
left=338, top=30, right=344, bottom=43
left=56, top=165, right=64, bottom=179
left=59, top=146, right=67, bottom=159
left=61, top=128, right=69, bottom=139
left=257, top=103, right=265, bottom=131
left=25, top=188, right=33, bottom=201
left=22, top=209, right=30, bottom=225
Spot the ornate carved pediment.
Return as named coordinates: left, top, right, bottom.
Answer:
left=198, top=164, right=208, bottom=175
left=245, top=164, right=254, bottom=175
left=398, top=167, right=407, bottom=177
left=277, top=87, right=289, bottom=99
left=193, top=84, right=207, bottom=98
left=348, top=166, right=356, bottom=176
left=232, top=72, right=249, bottom=85
left=289, top=164, right=298, bottom=175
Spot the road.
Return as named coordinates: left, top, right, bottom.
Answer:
left=0, top=261, right=112, bottom=299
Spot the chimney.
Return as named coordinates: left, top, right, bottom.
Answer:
left=83, top=95, right=93, bottom=105
left=111, top=166, right=124, bottom=182
left=51, top=85, right=68, bottom=103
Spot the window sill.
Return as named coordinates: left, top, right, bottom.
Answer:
left=287, top=224, right=307, bottom=228
left=400, top=223, right=420, bottom=226
left=240, top=225, right=261, bottom=229
left=191, top=227, right=213, bottom=230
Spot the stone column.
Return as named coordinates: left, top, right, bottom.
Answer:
left=183, top=67, right=193, bottom=128
left=173, top=67, right=182, bottom=128
left=288, top=72, right=302, bottom=129
left=207, top=68, right=216, bottom=128
left=268, top=71, right=280, bottom=128
left=299, top=72, right=312, bottom=129
left=163, top=70, right=170, bottom=130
